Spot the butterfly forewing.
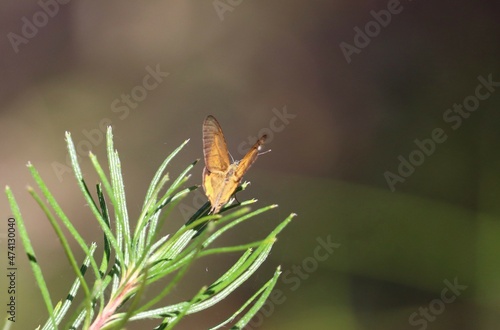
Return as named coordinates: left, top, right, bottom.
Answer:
left=235, top=135, right=267, bottom=178
left=203, top=115, right=230, bottom=173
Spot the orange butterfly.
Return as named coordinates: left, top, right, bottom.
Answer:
left=202, top=115, right=267, bottom=214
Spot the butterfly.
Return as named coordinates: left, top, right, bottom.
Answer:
left=202, top=115, right=267, bottom=214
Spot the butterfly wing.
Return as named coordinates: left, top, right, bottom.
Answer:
left=235, top=135, right=267, bottom=179
left=203, top=115, right=232, bottom=213
left=202, top=166, right=225, bottom=213
left=202, top=115, right=231, bottom=173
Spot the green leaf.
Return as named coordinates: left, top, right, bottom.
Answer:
left=5, top=127, right=293, bottom=330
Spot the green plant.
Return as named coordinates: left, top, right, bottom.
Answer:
left=5, top=127, right=293, bottom=329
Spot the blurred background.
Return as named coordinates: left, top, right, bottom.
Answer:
left=1, top=1, right=500, bottom=329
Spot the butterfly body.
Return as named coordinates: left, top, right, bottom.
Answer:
left=202, top=115, right=266, bottom=214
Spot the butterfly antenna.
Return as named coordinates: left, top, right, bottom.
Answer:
left=229, top=152, right=236, bottom=163
left=258, top=149, right=271, bottom=156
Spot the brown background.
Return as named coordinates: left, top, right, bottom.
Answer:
left=1, top=1, right=500, bottom=329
